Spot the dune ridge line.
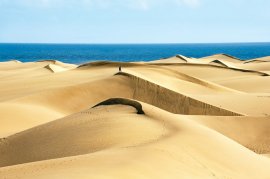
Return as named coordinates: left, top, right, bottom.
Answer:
left=115, top=72, right=243, bottom=116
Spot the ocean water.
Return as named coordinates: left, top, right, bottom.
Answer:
left=0, top=43, right=270, bottom=64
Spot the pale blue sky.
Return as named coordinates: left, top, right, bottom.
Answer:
left=0, top=0, right=269, bottom=43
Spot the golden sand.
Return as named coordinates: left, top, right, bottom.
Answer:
left=1, top=54, right=270, bottom=178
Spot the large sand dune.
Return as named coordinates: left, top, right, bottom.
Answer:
left=1, top=55, right=270, bottom=178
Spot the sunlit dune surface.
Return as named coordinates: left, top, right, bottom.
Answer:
left=1, top=55, right=270, bottom=178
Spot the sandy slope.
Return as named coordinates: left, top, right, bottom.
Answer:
left=188, top=115, right=270, bottom=154
left=1, top=56, right=270, bottom=178
left=1, top=103, right=270, bottom=178
left=244, top=56, right=270, bottom=63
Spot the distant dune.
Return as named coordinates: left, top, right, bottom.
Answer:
left=1, top=55, right=270, bottom=178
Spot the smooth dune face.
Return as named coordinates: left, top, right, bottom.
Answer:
left=1, top=55, right=270, bottom=178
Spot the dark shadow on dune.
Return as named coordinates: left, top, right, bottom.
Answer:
left=209, top=60, right=229, bottom=67
left=175, top=55, right=188, bottom=62
left=92, top=98, right=145, bottom=114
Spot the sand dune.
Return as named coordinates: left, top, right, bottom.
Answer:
left=199, top=53, right=242, bottom=63
left=1, top=103, right=270, bottom=178
left=44, top=64, right=70, bottom=73
left=1, top=56, right=270, bottom=178
left=0, top=103, right=167, bottom=167
left=199, top=55, right=270, bottom=74
left=37, top=59, right=77, bottom=69
left=188, top=115, right=270, bottom=153
left=0, top=102, right=63, bottom=138
left=0, top=75, right=133, bottom=136
left=211, top=75, right=270, bottom=93
left=150, top=55, right=189, bottom=63
left=235, top=61, right=270, bottom=73
left=244, top=56, right=270, bottom=63
left=116, top=72, right=242, bottom=116
left=209, top=59, right=229, bottom=67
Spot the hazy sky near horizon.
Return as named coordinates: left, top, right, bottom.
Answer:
left=0, top=0, right=269, bottom=43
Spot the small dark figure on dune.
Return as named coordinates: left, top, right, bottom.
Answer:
left=119, top=66, right=122, bottom=72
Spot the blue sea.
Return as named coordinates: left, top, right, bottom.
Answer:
left=0, top=43, right=270, bottom=64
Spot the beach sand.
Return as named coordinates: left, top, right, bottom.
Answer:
left=1, top=54, right=270, bottom=178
